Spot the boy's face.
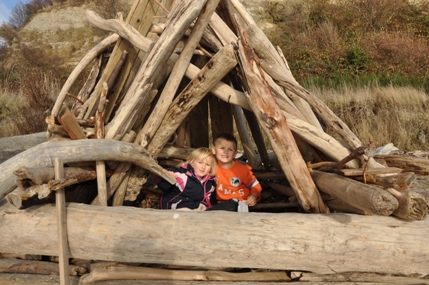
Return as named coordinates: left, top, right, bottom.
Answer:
left=212, top=138, right=237, bottom=165
left=190, top=156, right=214, bottom=178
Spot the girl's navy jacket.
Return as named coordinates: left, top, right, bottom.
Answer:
left=154, top=164, right=217, bottom=210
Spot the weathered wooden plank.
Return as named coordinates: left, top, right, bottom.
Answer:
left=340, top=167, right=402, bottom=176
left=57, top=105, right=87, bottom=140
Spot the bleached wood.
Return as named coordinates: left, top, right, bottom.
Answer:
left=223, top=0, right=322, bottom=130
left=13, top=166, right=93, bottom=189
left=235, top=17, right=328, bottom=213
left=353, top=172, right=416, bottom=191
left=385, top=188, right=428, bottom=221
left=58, top=105, right=87, bottom=140
left=232, top=106, right=261, bottom=169
left=111, top=171, right=130, bottom=206
left=311, top=170, right=398, bottom=215
left=0, top=259, right=86, bottom=276
left=103, top=0, right=208, bottom=140
left=297, top=271, right=429, bottom=284
left=80, top=264, right=290, bottom=283
left=340, top=167, right=402, bottom=176
left=375, top=154, right=429, bottom=175
left=95, top=82, right=108, bottom=206
left=0, top=140, right=175, bottom=200
left=207, top=13, right=307, bottom=123
left=139, top=0, right=221, bottom=148
left=73, top=56, right=102, bottom=119
left=86, top=0, right=172, bottom=121
left=243, top=110, right=271, bottom=169
left=0, top=202, right=428, bottom=276
left=50, top=34, right=119, bottom=118
left=54, top=158, right=69, bottom=285
left=147, top=43, right=237, bottom=156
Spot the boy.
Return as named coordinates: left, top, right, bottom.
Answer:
left=210, top=133, right=262, bottom=210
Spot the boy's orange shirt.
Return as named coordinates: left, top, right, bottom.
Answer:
left=215, top=160, right=262, bottom=202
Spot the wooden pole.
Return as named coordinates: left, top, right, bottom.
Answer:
left=54, top=158, right=69, bottom=285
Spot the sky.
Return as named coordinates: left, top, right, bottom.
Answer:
left=0, top=0, right=22, bottom=24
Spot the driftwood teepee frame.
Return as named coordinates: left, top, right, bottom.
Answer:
left=1, top=1, right=429, bottom=282
left=1, top=0, right=426, bottom=219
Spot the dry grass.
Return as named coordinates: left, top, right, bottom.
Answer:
left=310, top=85, right=429, bottom=150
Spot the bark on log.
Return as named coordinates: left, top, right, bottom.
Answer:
left=0, top=140, right=175, bottom=200
left=311, top=170, right=398, bottom=215
left=0, top=202, right=427, bottom=276
left=234, top=16, right=328, bottom=213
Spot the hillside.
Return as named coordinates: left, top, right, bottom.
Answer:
left=7, top=0, right=133, bottom=67
left=9, top=0, right=279, bottom=67
left=1, top=0, right=429, bottom=150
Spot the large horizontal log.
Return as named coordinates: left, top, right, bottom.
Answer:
left=0, top=202, right=427, bottom=276
left=0, top=132, right=48, bottom=163
left=311, top=170, right=398, bottom=215
left=0, top=140, right=175, bottom=200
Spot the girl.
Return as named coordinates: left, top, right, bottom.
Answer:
left=155, top=147, right=217, bottom=210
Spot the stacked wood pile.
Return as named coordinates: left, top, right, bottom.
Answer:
left=0, top=0, right=428, bottom=284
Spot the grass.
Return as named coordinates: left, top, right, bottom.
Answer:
left=310, top=85, right=429, bottom=151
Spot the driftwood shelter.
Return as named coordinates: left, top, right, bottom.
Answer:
left=0, top=0, right=428, bottom=284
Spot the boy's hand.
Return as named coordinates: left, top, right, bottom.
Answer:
left=246, top=194, right=258, bottom=207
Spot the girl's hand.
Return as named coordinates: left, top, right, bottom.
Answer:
left=167, top=170, right=178, bottom=178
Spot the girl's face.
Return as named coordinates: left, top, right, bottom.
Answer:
left=190, top=155, right=214, bottom=178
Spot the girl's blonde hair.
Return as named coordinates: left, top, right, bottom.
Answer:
left=186, top=147, right=217, bottom=176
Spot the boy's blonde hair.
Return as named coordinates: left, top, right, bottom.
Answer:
left=186, top=147, right=217, bottom=176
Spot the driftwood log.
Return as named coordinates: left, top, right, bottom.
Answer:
left=235, top=15, right=328, bottom=213
left=0, top=139, right=174, bottom=200
left=310, top=170, right=398, bottom=215
left=0, top=202, right=427, bottom=276
left=375, top=154, right=429, bottom=175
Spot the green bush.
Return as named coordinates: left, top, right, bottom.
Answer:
left=263, top=0, right=429, bottom=88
